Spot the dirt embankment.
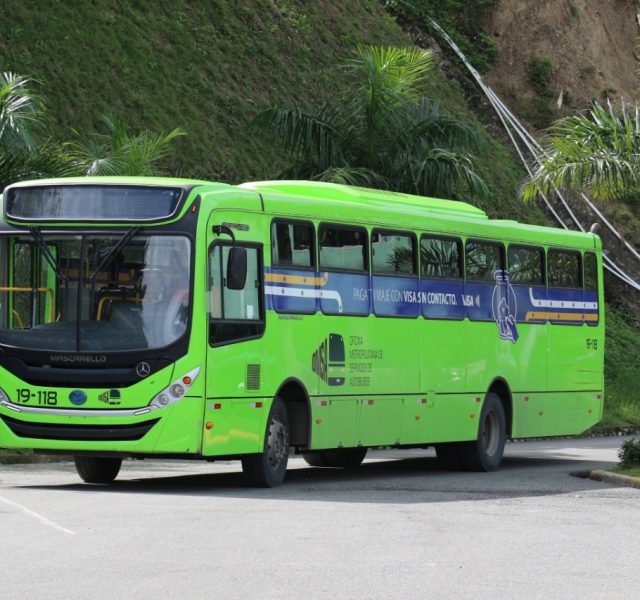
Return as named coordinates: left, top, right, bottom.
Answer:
left=485, top=0, right=639, bottom=119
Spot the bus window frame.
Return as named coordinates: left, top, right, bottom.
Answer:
left=318, top=222, right=369, bottom=274
left=547, top=247, right=583, bottom=290
left=506, top=243, right=546, bottom=287
left=583, top=251, right=599, bottom=292
left=370, top=228, right=418, bottom=278
left=270, top=218, right=316, bottom=271
left=208, top=240, right=266, bottom=348
left=419, top=233, right=464, bottom=281
left=464, top=238, right=505, bottom=282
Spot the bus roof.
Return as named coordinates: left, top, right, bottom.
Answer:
left=241, top=180, right=489, bottom=220
left=6, top=175, right=222, bottom=190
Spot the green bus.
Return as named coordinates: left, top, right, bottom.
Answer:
left=0, top=177, right=604, bottom=486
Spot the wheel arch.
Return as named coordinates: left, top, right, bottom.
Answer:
left=487, top=377, right=513, bottom=438
left=274, top=378, right=311, bottom=448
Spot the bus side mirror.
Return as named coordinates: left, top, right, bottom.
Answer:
left=226, top=247, right=247, bottom=290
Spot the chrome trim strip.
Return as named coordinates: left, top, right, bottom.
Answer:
left=0, top=399, right=157, bottom=418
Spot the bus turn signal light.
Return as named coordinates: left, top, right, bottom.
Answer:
left=149, top=367, right=201, bottom=410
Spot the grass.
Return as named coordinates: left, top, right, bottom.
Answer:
left=0, top=1, right=408, bottom=182
left=601, top=307, right=640, bottom=426
left=611, top=466, right=640, bottom=477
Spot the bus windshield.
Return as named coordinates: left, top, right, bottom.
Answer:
left=0, top=233, right=191, bottom=352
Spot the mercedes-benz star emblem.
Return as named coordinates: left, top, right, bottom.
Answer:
left=136, top=361, right=151, bottom=378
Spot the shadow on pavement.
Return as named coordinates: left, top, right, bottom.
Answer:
left=9, top=452, right=622, bottom=504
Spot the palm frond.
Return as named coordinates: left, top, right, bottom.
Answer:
left=403, top=98, right=485, bottom=152
left=522, top=100, right=640, bottom=202
left=0, top=144, right=76, bottom=190
left=401, top=147, right=489, bottom=201
left=312, top=166, right=387, bottom=188
left=252, top=106, right=343, bottom=168
left=69, top=122, right=185, bottom=176
left=0, top=72, right=44, bottom=152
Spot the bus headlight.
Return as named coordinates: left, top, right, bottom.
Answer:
left=149, top=367, right=200, bottom=410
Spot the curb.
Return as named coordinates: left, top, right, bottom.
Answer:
left=589, top=469, right=640, bottom=489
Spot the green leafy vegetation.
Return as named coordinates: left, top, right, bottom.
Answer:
left=602, top=307, right=640, bottom=426
left=0, top=1, right=409, bottom=182
left=522, top=101, right=640, bottom=203
left=384, top=0, right=498, bottom=73
left=523, top=54, right=556, bottom=129
left=527, top=54, right=553, bottom=98
left=253, top=45, right=489, bottom=201
left=617, top=438, right=640, bottom=468
left=68, top=114, right=186, bottom=177
left=612, top=466, right=640, bottom=477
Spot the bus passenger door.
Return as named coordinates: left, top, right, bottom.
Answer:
left=202, top=208, right=269, bottom=457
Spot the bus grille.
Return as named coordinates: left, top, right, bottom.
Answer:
left=246, top=364, right=261, bottom=391
left=0, top=415, right=160, bottom=442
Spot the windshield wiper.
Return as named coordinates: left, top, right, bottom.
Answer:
left=29, top=227, right=68, bottom=282
left=89, top=226, right=141, bottom=282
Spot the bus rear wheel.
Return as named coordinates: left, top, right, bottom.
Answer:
left=459, top=392, right=506, bottom=471
left=241, top=397, right=289, bottom=487
left=74, top=456, right=122, bottom=484
left=302, top=447, right=368, bottom=468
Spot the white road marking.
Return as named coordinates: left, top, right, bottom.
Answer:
left=0, top=494, right=77, bottom=536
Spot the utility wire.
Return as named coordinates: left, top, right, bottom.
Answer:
left=428, top=18, right=640, bottom=291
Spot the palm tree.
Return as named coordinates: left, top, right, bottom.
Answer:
left=522, top=100, right=640, bottom=202
left=68, top=114, right=185, bottom=177
left=0, top=71, right=42, bottom=152
left=252, top=46, right=488, bottom=201
left=0, top=72, right=75, bottom=189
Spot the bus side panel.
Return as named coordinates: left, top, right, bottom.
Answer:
left=548, top=322, right=602, bottom=390
left=201, top=397, right=268, bottom=455
left=421, top=319, right=467, bottom=394
left=399, top=395, right=479, bottom=444
left=512, top=390, right=603, bottom=438
left=310, top=397, right=359, bottom=449
left=308, top=317, right=420, bottom=448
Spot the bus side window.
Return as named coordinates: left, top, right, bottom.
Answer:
left=371, top=230, right=416, bottom=275
left=420, top=235, right=462, bottom=279
left=548, top=249, right=581, bottom=288
left=507, top=245, right=544, bottom=285
left=208, top=244, right=264, bottom=345
left=319, top=225, right=367, bottom=272
left=271, top=221, right=314, bottom=268
left=465, top=240, right=504, bottom=281
left=584, top=252, right=598, bottom=291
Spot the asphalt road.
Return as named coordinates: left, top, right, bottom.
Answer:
left=1, top=437, right=639, bottom=600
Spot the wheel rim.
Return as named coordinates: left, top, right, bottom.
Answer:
left=482, top=410, right=499, bottom=456
left=267, top=416, right=288, bottom=469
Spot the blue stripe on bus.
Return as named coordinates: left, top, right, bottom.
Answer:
left=264, top=268, right=599, bottom=325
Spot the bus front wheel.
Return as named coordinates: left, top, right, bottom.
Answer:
left=74, top=456, right=122, bottom=484
left=459, top=392, right=506, bottom=471
left=241, top=397, right=290, bottom=487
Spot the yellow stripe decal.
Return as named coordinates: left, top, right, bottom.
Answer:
left=525, top=311, right=598, bottom=322
left=265, top=272, right=329, bottom=286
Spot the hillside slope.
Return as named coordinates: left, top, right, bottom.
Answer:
left=0, top=1, right=535, bottom=219
left=0, top=1, right=408, bottom=181
left=486, top=0, right=638, bottom=126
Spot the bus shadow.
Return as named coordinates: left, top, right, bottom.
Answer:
left=16, top=453, right=620, bottom=504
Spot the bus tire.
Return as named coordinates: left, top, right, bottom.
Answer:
left=459, top=392, right=506, bottom=472
left=241, top=397, right=289, bottom=487
left=74, top=456, right=122, bottom=484
left=303, top=447, right=367, bottom=468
